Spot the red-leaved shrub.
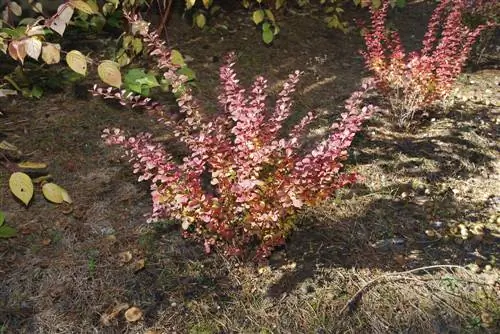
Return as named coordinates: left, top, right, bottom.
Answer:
left=362, top=0, right=494, bottom=128
left=94, top=14, right=375, bottom=259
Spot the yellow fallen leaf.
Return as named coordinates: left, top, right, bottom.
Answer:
left=42, top=182, right=72, bottom=204
left=32, top=175, right=53, bottom=184
left=17, top=161, right=48, bottom=169
left=9, top=172, right=34, bottom=206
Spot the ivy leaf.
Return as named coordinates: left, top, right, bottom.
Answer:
left=98, top=60, right=122, bottom=88
left=9, top=172, right=34, bottom=206
left=262, top=22, right=273, bottom=44
left=66, top=50, right=87, bottom=76
left=0, top=210, right=4, bottom=226
left=252, top=10, right=265, bottom=25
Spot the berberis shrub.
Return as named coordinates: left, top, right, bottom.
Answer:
left=95, top=14, right=374, bottom=259
left=362, top=0, right=494, bottom=128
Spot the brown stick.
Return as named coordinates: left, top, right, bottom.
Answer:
left=338, top=264, right=468, bottom=315
left=157, top=0, right=173, bottom=42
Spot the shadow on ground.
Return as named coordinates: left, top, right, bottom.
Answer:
left=267, top=105, right=499, bottom=298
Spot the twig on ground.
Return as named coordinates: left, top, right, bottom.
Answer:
left=338, top=264, right=468, bottom=315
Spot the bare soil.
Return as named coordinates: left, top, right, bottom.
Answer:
left=1, top=2, right=499, bottom=333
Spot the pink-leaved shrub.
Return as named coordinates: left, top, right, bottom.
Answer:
left=94, top=14, right=375, bottom=259
left=362, top=0, right=495, bottom=128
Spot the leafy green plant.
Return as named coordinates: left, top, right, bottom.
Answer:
left=0, top=1, right=195, bottom=100
left=180, top=0, right=407, bottom=44
left=250, top=4, right=279, bottom=44
left=123, top=68, right=160, bottom=95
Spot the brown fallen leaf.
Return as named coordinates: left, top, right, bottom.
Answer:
left=144, top=330, right=162, bottom=334
left=394, top=254, right=406, bottom=266
left=100, top=302, right=129, bottom=326
left=133, top=259, right=145, bottom=273
left=118, top=251, right=133, bottom=264
left=124, top=306, right=143, bottom=322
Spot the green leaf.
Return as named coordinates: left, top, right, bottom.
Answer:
left=90, top=14, right=106, bottom=31
left=136, top=75, right=160, bottom=87
left=186, top=0, right=196, bottom=10
left=131, top=38, right=143, bottom=54
left=0, top=224, right=16, bottom=238
left=371, top=0, right=382, bottom=9
left=124, top=68, right=160, bottom=95
left=170, top=49, right=185, bottom=66
left=265, top=9, right=275, bottom=23
left=195, top=13, right=206, bottom=29
left=252, top=10, right=265, bottom=25
left=395, top=0, right=406, bottom=8
left=177, top=66, right=196, bottom=81
left=0, top=210, right=5, bottom=226
left=262, top=22, right=273, bottom=44
left=202, top=0, right=212, bottom=9
left=30, top=85, right=43, bottom=99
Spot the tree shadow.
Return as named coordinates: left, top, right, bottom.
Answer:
left=268, top=189, right=498, bottom=298
left=352, top=106, right=498, bottom=182
left=268, top=106, right=499, bottom=298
